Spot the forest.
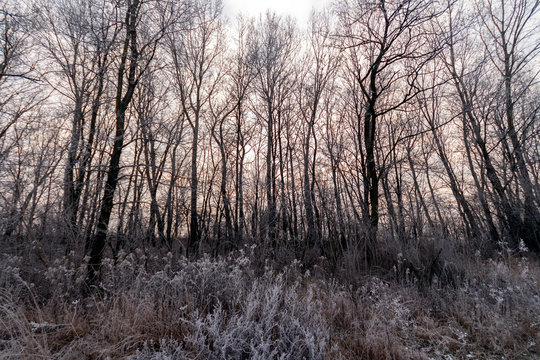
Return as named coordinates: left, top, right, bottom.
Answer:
left=0, top=0, right=539, bottom=358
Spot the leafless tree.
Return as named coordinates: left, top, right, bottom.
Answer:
left=168, top=0, right=224, bottom=257
left=296, top=10, right=340, bottom=263
left=84, top=0, right=170, bottom=293
left=336, top=0, right=445, bottom=262
left=35, top=0, right=119, bottom=245
left=250, top=12, right=298, bottom=254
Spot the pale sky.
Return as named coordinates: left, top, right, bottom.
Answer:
left=223, top=0, right=331, bottom=27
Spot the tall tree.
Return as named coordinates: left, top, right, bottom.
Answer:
left=84, top=0, right=168, bottom=293
left=297, top=10, right=340, bottom=261
left=477, top=0, right=540, bottom=250
left=37, top=0, right=117, bottom=242
left=337, top=0, right=443, bottom=262
left=440, top=0, right=540, bottom=251
left=168, top=0, right=224, bottom=257
left=251, top=12, right=297, bottom=252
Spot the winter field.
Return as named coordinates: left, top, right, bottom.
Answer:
left=1, top=242, right=539, bottom=359
left=1, top=0, right=539, bottom=358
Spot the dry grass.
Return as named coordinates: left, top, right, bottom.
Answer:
left=1, top=246, right=539, bottom=359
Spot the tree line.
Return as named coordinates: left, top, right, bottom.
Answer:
left=0, top=0, right=538, bottom=291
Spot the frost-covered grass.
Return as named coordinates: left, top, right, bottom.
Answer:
left=1, top=245, right=539, bottom=359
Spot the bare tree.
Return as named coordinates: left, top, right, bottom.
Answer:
left=231, top=17, right=257, bottom=244
left=440, top=0, right=540, bottom=251
left=336, top=0, right=444, bottom=263
left=168, top=0, right=224, bottom=257
left=0, top=1, right=47, bottom=237
left=296, top=10, right=340, bottom=262
left=208, top=17, right=255, bottom=251
left=84, top=0, right=169, bottom=293
left=36, top=0, right=118, bottom=245
left=477, top=0, right=540, bottom=250
left=251, top=12, right=297, bottom=253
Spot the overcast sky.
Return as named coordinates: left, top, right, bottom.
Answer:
left=222, top=0, right=331, bottom=27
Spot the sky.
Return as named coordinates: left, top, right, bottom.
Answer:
left=222, top=0, right=331, bottom=27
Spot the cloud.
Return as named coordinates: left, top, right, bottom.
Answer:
left=223, top=0, right=329, bottom=26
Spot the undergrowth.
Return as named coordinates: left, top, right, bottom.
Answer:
left=0, top=245, right=539, bottom=359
